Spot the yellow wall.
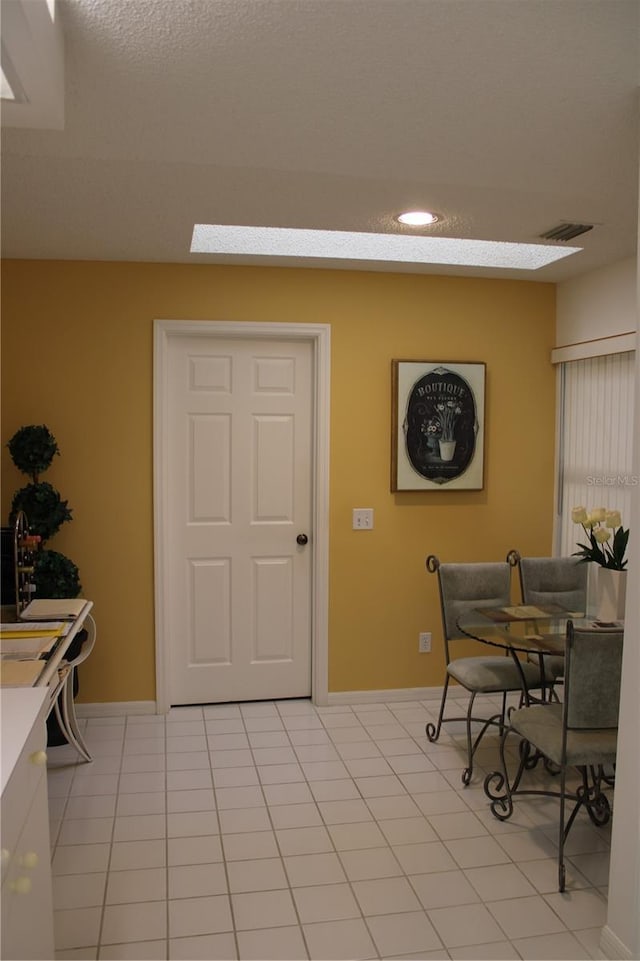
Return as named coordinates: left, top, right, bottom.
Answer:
left=1, top=260, right=556, bottom=702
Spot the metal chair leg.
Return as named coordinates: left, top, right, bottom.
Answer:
left=426, top=675, right=450, bottom=743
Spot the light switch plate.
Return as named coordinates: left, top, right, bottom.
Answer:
left=353, top=508, right=374, bottom=530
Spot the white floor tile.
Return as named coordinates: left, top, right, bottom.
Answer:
left=168, top=894, right=233, bottom=938
left=328, top=820, right=388, bottom=850
left=226, top=857, right=288, bottom=893
left=101, top=900, right=167, bottom=945
left=116, top=791, right=166, bottom=816
left=212, top=765, right=259, bottom=787
left=99, top=941, right=166, bottom=960
left=339, top=846, right=404, bottom=881
left=391, top=840, right=458, bottom=876
left=168, top=932, right=237, bottom=960
left=54, top=906, right=102, bottom=950
left=247, top=722, right=291, bottom=748
left=309, top=777, right=360, bottom=801
left=356, top=774, right=407, bottom=798
left=366, top=910, right=443, bottom=956
left=317, top=798, right=373, bottom=824
left=487, top=894, right=567, bottom=939
left=49, top=699, right=611, bottom=961
left=58, top=817, right=114, bottom=846
left=236, top=925, right=308, bottom=960
left=167, top=810, right=219, bottom=837
left=231, top=888, right=297, bottom=929
left=448, top=940, right=521, bottom=959
left=166, top=788, right=215, bottom=813
left=303, top=917, right=377, bottom=960
left=53, top=872, right=106, bottom=910
left=410, top=869, right=481, bottom=909
left=428, top=902, right=506, bottom=948
left=113, top=813, right=166, bottom=841
left=257, top=762, right=305, bottom=784
left=513, top=930, right=593, bottom=960
left=293, top=881, right=361, bottom=923
left=379, top=816, right=438, bottom=845
left=166, top=769, right=212, bottom=790
left=106, top=867, right=167, bottom=904
left=262, top=781, right=314, bottom=805
left=168, top=862, right=228, bottom=898
left=352, top=875, right=422, bottom=915
left=218, top=805, right=272, bottom=833
left=167, top=834, right=222, bottom=866
left=464, top=862, right=537, bottom=900
left=276, top=824, right=334, bottom=855
left=53, top=843, right=111, bottom=876
left=365, top=794, right=422, bottom=820
left=222, top=829, right=279, bottom=860
left=268, top=801, right=323, bottom=829
left=543, top=888, right=608, bottom=930
left=284, top=851, right=347, bottom=886
left=166, top=750, right=210, bottom=771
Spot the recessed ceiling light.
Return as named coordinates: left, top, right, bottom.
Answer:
left=191, top=225, right=581, bottom=271
left=397, top=210, right=440, bottom=226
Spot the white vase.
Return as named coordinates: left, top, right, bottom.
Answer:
left=439, top=439, right=456, bottom=461
left=596, top=568, right=627, bottom=622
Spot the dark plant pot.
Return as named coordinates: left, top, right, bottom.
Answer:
left=46, top=629, right=87, bottom=747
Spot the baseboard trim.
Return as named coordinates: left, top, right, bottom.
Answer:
left=600, top=925, right=633, bottom=961
left=75, top=701, right=157, bottom=717
left=73, top=690, right=445, bottom=716
left=326, top=686, right=444, bottom=705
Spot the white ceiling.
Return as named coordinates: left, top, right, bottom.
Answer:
left=1, top=0, right=639, bottom=282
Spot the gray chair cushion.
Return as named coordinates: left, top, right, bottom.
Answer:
left=510, top=704, right=618, bottom=767
left=448, top=657, right=541, bottom=693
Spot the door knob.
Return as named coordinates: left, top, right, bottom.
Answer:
left=296, top=534, right=308, bottom=545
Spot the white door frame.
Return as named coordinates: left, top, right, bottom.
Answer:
left=153, top=319, right=331, bottom=714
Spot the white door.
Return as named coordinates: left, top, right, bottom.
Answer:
left=165, top=334, right=313, bottom=705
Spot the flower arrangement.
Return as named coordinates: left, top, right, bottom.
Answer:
left=571, top=506, right=629, bottom=570
left=435, top=400, right=462, bottom=441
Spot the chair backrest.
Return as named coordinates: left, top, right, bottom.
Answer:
left=427, top=554, right=512, bottom=660
left=514, top=553, right=587, bottom=615
left=563, top=622, right=623, bottom=730
left=65, top=613, right=97, bottom=669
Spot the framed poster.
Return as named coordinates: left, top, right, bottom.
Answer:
left=391, top=360, right=485, bottom=491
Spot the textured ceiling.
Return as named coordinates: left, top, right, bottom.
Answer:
left=1, top=0, right=638, bottom=281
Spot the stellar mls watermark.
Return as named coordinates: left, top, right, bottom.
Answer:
left=587, top=474, right=639, bottom=487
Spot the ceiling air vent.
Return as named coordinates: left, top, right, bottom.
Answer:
left=539, top=222, right=594, bottom=242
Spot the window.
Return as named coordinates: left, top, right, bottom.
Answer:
left=556, top=352, right=635, bottom=559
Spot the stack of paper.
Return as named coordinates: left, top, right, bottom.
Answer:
left=0, top=659, right=44, bottom=686
left=20, top=598, right=87, bottom=620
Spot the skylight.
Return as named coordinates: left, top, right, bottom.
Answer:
left=191, top=225, right=581, bottom=271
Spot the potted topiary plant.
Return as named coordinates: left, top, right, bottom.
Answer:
left=7, top=425, right=81, bottom=600
left=7, top=424, right=84, bottom=744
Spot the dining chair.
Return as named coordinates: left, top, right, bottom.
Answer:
left=426, top=555, right=543, bottom=785
left=507, top=550, right=588, bottom=686
left=49, top=612, right=97, bottom=761
left=484, top=621, right=622, bottom=891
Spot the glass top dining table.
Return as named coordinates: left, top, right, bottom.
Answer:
left=455, top=603, right=619, bottom=701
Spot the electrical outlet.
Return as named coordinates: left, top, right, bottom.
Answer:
left=419, top=632, right=432, bottom=653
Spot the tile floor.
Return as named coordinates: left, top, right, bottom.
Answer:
left=47, top=695, right=612, bottom=960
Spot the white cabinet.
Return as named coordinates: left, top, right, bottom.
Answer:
left=1, top=688, right=54, bottom=960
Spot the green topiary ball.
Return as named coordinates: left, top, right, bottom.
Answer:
left=9, top=482, right=73, bottom=542
left=7, top=425, right=59, bottom=480
left=33, top=549, right=81, bottom=598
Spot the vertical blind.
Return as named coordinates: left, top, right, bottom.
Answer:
left=556, top=351, right=635, bottom=559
